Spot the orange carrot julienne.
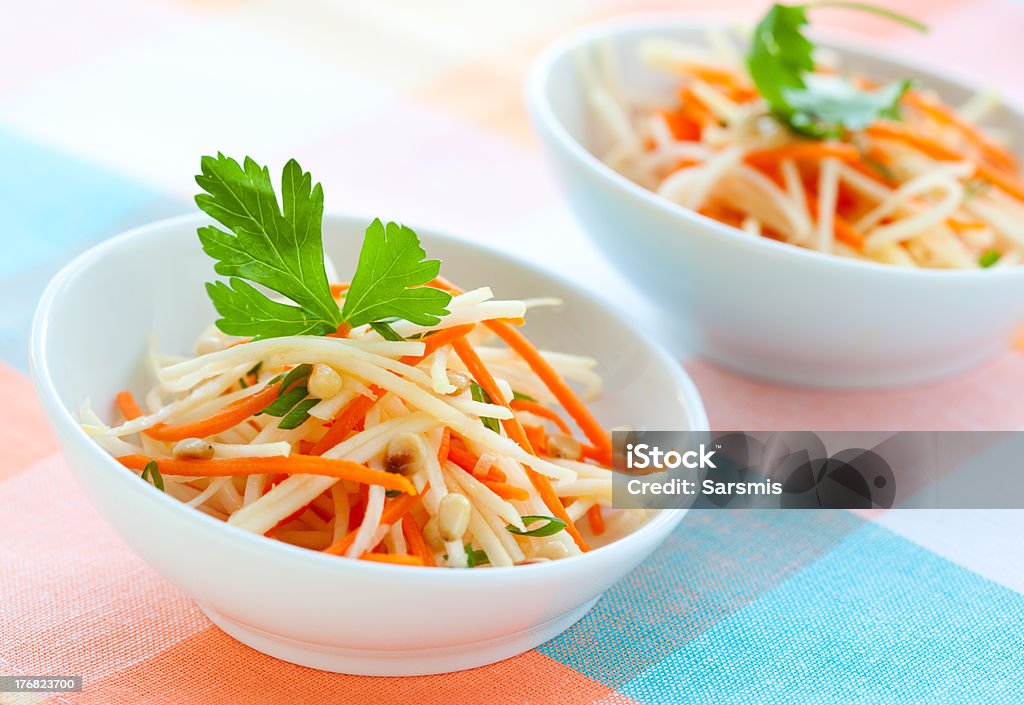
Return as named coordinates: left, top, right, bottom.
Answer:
left=451, top=336, right=590, bottom=552
left=400, top=324, right=476, bottom=366
left=309, top=390, right=380, bottom=456
left=116, top=391, right=145, bottom=420
left=870, top=123, right=1024, bottom=202
left=359, top=553, right=424, bottom=566
left=587, top=504, right=606, bottom=536
left=659, top=108, right=702, bottom=141
left=329, top=282, right=351, bottom=297
left=483, top=481, right=530, bottom=502
left=450, top=338, right=534, bottom=452
left=867, top=123, right=960, bottom=161
left=523, top=424, right=547, bottom=455
left=904, top=90, right=1019, bottom=172
left=745, top=142, right=860, bottom=168
left=437, top=427, right=451, bottom=465
left=402, top=514, right=435, bottom=567
left=117, top=454, right=416, bottom=494
left=485, top=321, right=612, bottom=461
left=324, top=492, right=419, bottom=556
left=116, top=384, right=282, bottom=442
left=509, top=398, right=572, bottom=435
left=447, top=445, right=506, bottom=482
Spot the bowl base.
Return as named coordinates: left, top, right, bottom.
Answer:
left=702, top=341, right=1002, bottom=389
left=200, top=598, right=599, bottom=676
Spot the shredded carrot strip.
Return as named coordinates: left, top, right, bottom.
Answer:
left=437, top=427, right=451, bottom=465
left=324, top=492, right=419, bottom=556
left=905, top=90, right=1018, bottom=172
left=329, top=282, right=351, bottom=297
left=745, top=142, right=860, bottom=168
left=483, top=481, right=530, bottom=502
left=484, top=321, right=613, bottom=461
left=678, top=85, right=716, bottom=128
left=115, top=391, right=145, bottom=420
left=402, top=514, right=435, bottom=567
left=451, top=336, right=589, bottom=552
left=401, top=324, right=476, bottom=365
left=948, top=215, right=987, bottom=230
left=803, top=192, right=865, bottom=249
left=117, top=454, right=416, bottom=494
left=447, top=445, right=506, bottom=482
left=683, top=63, right=757, bottom=101
left=587, top=504, right=606, bottom=536
left=870, top=123, right=1024, bottom=202
left=580, top=443, right=609, bottom=465
left=659, top=108, right=701, bottom=141
left=309, top=391, right=379, bottom=456
left=116, top=385, right=281, bottom=442
left=359, top=553, right=424, bottom=566
left=523, top=424, right=547, bottom=454
left=509, top=398, right=572, bottom=435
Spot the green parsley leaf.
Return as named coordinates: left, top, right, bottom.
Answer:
left=196, top=155, right=342, bottom=339
left=979, top=250, right=1001, bottom=268
left=341, top=219, right=452, bottom=328
left=784, top=76, right=912, bottom=138
left=141, top=461, right=165, bottom=492
left=512, top=390, right=537, bottom=402
left=747, top=3, right=925, bottom=138
left=470, top=382, right=501, bottom=434
left=506, top=515, right=567, bottom=537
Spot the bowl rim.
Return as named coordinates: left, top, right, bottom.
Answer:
left=30, top=211, right=708, bottom=582
left=525, top=14, right=1024, bottom=282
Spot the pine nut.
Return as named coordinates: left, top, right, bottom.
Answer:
left=307, top=363, right=343, bottom=400
left=384, top=433, right=426, bottom=476
left=173, top=437, right=215, bottom=460
left=445, top=371, right=472, bottom=396
left=546, top=434, right=582, bottom=460
left=423, top=516, right=444, bottom=552
left=539, top=541, right=570, bottom=560
left=437, top=493, right=471, bottom=542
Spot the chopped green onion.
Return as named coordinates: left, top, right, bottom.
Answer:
left=141, top=460, right=165, bottom=491
left=277, top=397, right=321, bottom=430
left=466, top=544, right=489, bottom=567
left=506, top=515, right=567, bottom=537
left=980, top=250, right=1001, bottom=268
left=277, top=364, right=312, bottom=395
left=512, top=390, right=537, bottom=402
left=470, top=382, right=501, bottom=434
left=261, top=385, right=309, bottom=417
left=369, top=321, right=405, bottom=341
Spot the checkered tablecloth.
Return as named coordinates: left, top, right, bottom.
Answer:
left=3, top=1, right=1024, bottom=703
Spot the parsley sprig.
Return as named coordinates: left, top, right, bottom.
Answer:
left=747, top=2, right=926, bottom=139
left=195, top=154, right=451, bottom=340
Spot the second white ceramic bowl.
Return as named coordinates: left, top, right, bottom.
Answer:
left=31, top=213, right=707, bottom=676
left=528, top=18, right=1024, bottom=388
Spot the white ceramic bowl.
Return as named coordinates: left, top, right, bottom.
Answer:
left=527, top=18, right=1024, bottom=388
left=30, top=213, right=707, bottom=676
